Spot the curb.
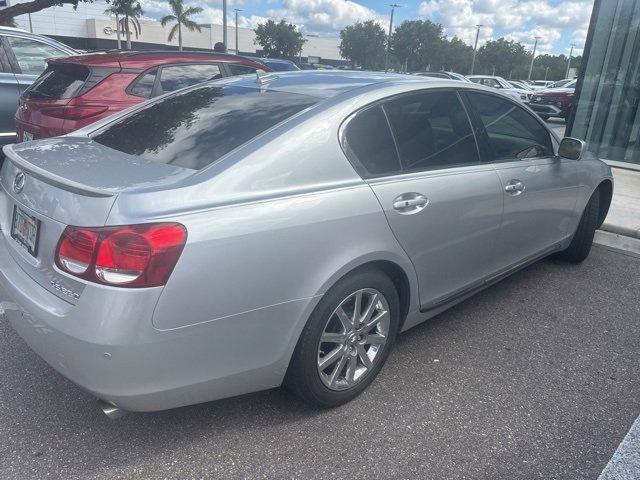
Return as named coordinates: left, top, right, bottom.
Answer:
left=601, top=222, right=640, bottom=240
left=594, top=230, right=640, bottom=256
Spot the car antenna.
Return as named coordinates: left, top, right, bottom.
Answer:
left=255, top=69, right=279, bottom=85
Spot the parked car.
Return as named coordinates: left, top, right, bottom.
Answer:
left=247, top=57, right=300, bottom=72
left=414, top=71, right=471, bottom=82
left=550, top=78, right=575, bottom=88
left=529, top=80, right=577, bottom=120
left=299, top=62, right=335, bottom=70
left=467, top=75, right=531, bottom=103
left=0, top=71, right=612, bottom=416
left=0, top=26, right=77, bottom=147
left=14, top=50, right=269, bottom=141
left=509, top=80, right=533, bottom=91
left=530, top=80, right=555, bottom=90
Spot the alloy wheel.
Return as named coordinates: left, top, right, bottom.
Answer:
left=316, top=288, right=390, bottom=391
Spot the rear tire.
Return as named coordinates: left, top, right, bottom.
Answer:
left=557, top=190, right=600, bottom=263
left=285, top=268, right=400, bottom=407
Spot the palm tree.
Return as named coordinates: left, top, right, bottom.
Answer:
left=104, top=2, right=122, bottom=49
left=105, top=0, right=143, bottom=50
left=160, top=0, right=203, bottom=52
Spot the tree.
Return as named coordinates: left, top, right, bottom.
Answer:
left=339, top=20, right=386, bottom=70
left=442, top=36, right=474, bottom=74
left=254, top=20, right=306, bottom=59
left=160, top=0, right=203, bottom=52
left=391, top=20, right=446, bottom=72
left=476, top=38, right=529, bottom=77
left=118, top=0, right=143, bottom=50
left=0, top=0, right=93, bottom=26
left=104, top=1, right=122, bottom=49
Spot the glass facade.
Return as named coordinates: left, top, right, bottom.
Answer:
left=569, top=0, right=640, bottom=166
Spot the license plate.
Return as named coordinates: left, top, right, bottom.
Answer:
left=22, top=131, right=34, bottom=142
left=11, top=206, right=40, bottom=257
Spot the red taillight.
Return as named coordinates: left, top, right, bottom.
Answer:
left=41, top=105, right=108, bottom=120
left=55, top=223, right=187, bottom=288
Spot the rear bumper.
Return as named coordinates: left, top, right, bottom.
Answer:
left=0, top=236, right=315, bottom=411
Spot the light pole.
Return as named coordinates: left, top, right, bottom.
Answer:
left=527, top=36, right=541, bottom=80
left=222, top=0, right=228, bottom=50
left=234, top=8, right=242, bottom=54
left=565, top=43, right=575, bottom=78
left=470, top=24, right=483, bottom=75
left=385, top=4, right=401, bottom=72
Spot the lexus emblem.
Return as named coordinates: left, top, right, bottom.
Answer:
left=13, top=171, right=25, bottom=194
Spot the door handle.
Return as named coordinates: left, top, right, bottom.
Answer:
left=505, top=180, right=525, bottom=195
left=392, top=193, right=429, bottom=215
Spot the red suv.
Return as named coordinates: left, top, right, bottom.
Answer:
left=15, top=51, right=270, bottom=141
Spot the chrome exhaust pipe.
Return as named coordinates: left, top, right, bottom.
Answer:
left=97, top=400, right=127, bottom=420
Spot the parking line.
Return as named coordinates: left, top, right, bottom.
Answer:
left=598, top=415, right=640, bottom=480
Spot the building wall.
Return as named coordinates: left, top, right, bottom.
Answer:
left=569, top=0, right=640, bottom=167
left=7, top=0, right=344, bottom=62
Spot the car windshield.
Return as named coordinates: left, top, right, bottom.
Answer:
left=24, top=63, right=90, bottom=99
left=92, top=84, right=318, bottom=170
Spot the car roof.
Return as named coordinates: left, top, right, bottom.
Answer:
left=52, top=50, right=265, bottom=70
left=219, top=70, right=477, bottom=99
left=250, top=57, right=295, bottom=64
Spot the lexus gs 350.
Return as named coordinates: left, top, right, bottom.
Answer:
left=0, top=71, right=612, bottom=416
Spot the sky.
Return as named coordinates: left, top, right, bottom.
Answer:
left=136, top=0, right=594, bottom=56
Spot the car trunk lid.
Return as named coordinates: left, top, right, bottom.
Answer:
left=0, top=137, right=193, bottom=303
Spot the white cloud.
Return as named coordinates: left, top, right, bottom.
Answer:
left=265, top=0, right=386, bottom=35
left=418, top=0, right=593, bottom=53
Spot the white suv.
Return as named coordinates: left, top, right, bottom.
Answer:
left=467, top=75, right=532, bottom=103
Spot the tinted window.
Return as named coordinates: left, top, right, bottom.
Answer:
left=263, top=60, right=299, bottom=72
left=342, top=105, right=401, bottom=177
left=130, top=68, right=157, bottom=97
left=158, top=64, right=222, bottom=93
left=227, top=64, right=257, bottom=76
left=383, top=91, right=479, bottom=171
left=24, top=63, right=89, bottom=99
left=93, top=85, right=317, bottom=170
left=467, top=91, right=553, bottom=161
left=7, top=37, right=67, bottom=75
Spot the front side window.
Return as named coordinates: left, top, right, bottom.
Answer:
left=158, top=64, right=222, bottom=94
left=93, top=84, right=317, bottom=170
left=341, top=105, right=401, bottom=177
left=466, top=91, right=553, bottom=161
left=383, top=90, right=480, bottom=171
left=6, top=36, right=68, bottom=75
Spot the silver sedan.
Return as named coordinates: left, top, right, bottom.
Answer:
left=0, top=71, right=612, bottom=416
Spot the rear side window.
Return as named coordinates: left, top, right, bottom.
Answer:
left=383, top=91, right=479, bottom=171
left=92, top=84, right=317, bottom=170
left=466, top=91, right=553, bottom=161
left=342, top=105, right=401, bottom=177
left=130, top=68, right=157, bottom=97
left=24, top=63, right=90, bottom=99
left=158, top=64, right=222, bottom=94
left=228, top=64, right=257, bottom=76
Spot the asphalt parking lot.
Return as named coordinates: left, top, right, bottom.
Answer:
left=1, top=244, right=639, bottom=480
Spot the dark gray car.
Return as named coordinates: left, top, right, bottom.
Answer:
left=0, top=27, right=76, bottom=145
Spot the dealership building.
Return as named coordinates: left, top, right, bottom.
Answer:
left=3, top=0, right=344, bottom=64
left=568, top=0, right=640, bottom=170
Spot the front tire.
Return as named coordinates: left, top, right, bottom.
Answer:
left=558, top=189, right=600, bottom=263
left=285, top=268, right=400, bottom=407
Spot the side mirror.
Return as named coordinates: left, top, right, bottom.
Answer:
left=558, top=137, right=586, bottom=160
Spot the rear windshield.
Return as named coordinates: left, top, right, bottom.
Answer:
left=24, top=63, right=90, bottom=99
left=92, top=84, right=318, bottom=170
